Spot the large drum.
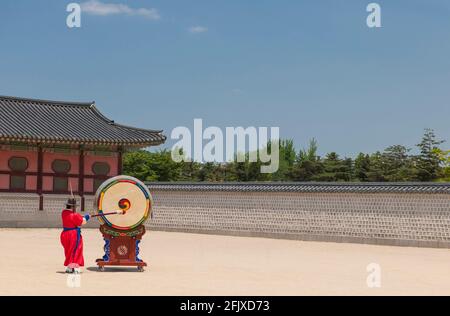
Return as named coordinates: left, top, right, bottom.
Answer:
left=94, top=175, right=152, bottom=231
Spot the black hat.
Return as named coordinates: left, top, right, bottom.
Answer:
left=66, top=198, right=79, bottom=207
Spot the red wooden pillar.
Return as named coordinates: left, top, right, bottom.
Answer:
left=118, top=147, right=123, bottom=175
left=79, top=146, right=85, bottom=212
left=37, top=145, right=43, bottom=211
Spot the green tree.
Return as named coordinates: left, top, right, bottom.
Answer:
left=354, top=153, right=371, bottom=182
left=179, top=160, right=202, bottom=181
left=366, top=151, right=387, bottom=182
left=123, top=150, right=158, bottom=181
left=313, top=152, right=352, bottom=182
left=434, top=148, right=450, bottom=181
left=382, top=145, right=417, bottom=181
left=271, top=139, right=297, bottom=181
left=123, top=149, right=184, bottom=182
left=416, top=129, right=444, bottom=181
left=292, top=139, right=323, bottom=181
left=198, top=162, right=220, bottom=181
left=298, top=138, right=319, bottom=162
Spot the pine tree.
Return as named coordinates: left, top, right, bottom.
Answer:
left=292, top=139, right=323, bottom=181
left=416, top=129, right=444, bottom=181
left=366, top=151, right=386, bottom=182
left=382, top=145, right=417, bottom=181
left=354, top=153, right=371, bottom=182
left=313, top=152, right=352, bottom=182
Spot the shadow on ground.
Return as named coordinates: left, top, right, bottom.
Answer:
left=86, top=266, right=144, bottom=273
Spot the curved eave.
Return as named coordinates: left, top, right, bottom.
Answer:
left=90, top=104, right=164, bottom=135
left=0, top=134, right=166, bottom=148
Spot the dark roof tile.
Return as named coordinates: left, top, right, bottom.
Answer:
left=0, top=95, right=166, bottom=147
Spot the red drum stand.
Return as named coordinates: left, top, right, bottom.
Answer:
left=96, top=225, right=147, bottom=272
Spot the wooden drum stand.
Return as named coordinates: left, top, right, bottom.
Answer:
left=96, top=224, right=147, bottom=272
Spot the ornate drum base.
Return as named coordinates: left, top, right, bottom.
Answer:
left=96, top=224, right=147, bottom=272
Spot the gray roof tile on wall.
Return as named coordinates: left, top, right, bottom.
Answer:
left=146, top=182, right=450, bottom=194
left=0, top=95, right=166, bottom=147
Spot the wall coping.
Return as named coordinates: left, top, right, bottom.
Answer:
left=146, top=182, right=450, bottom=194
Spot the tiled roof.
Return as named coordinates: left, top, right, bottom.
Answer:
left=146, top=182, right=450, bottom=194
left=0, top=95, right=166, bottom=147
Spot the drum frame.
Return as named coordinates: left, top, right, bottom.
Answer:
left=94, top=175, right=152, bottom=230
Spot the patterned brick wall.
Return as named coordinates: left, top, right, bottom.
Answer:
left=0, top=193, right=97, bottom=228
left=146, top=183, right=450, bottom=248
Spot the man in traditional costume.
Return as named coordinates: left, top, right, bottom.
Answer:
left=60, top=198, right=91, bottom=274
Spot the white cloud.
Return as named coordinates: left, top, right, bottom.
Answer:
left=188, top=26, right=208, bottom=34
left=80, top=0, right=160, bottom=20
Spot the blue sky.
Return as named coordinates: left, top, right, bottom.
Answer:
left=1, top=0, right=449, bottom=157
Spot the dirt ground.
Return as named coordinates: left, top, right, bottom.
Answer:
left=0, top=228, right=449, bottom=296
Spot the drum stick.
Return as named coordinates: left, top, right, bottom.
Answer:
left=89, top=210, right=126, bottom=218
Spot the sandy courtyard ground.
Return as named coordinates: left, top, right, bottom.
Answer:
left=0, top=228, right=449, bottom=296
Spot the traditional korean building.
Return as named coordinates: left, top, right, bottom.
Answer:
left=0, top=95, right=166, bottom=212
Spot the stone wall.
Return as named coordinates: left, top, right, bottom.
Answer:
left=146, top=183, right=450, bottom=248
left=1, top=183, right=450, bottom=248
left=0, top=193, right=97, bottom=228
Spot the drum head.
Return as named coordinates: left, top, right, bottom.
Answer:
left=94, top=175, right=152, bottom=230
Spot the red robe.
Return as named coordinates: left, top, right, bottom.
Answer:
left=60, top=210, right=84, bottom=267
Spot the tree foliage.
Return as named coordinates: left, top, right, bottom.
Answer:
left=123, top=129, right=449, bottom=183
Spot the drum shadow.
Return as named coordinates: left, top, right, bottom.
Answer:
left=86, top=266, right=143, bottom=273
